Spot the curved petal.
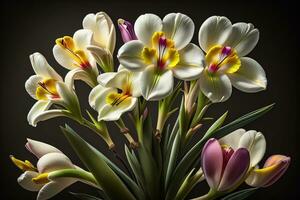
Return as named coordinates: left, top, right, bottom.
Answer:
left=30, top=53, right=62, bottom=81
left=56, top=82, right=80, bottom=112
left=118, top=40, right=147, bottom=71
left=224, top=23, right=259, bottom=57
left=73, top=29, right=93, bottom=51
left=27, top=100, right=52, bottom=127
left=97, top=70, right=128, bottom=89
left=17, top=171, right=42, bottom=191
left=37, top=178, right=76, bottom=200
left=26, top=139, right=61, bottom=159
left=199, top=70, right=232, bottom=103
left=30, top=109, right=66, bottom=127
left=228, top=57, right=267, bottom=93
left=172, top=43, right=204, bottom=80
left=99, top=97, right=137, bottom=121
left=218, top=148, right=250, bottom=191
left=89, top=85, right=117, bottom=113
left=134, top=13, right=162, bottom=46
left=219, top=129, right=246, bottom=150
left=201, top=138, right=223, bottom=190
left=246, top=155, right=290, bottom=187
left=238, top=130, right=266, bottom=167
left=37, top=152, right=74, bottom=173
left=53, top=45, right=77, bottom=70
left=140, top=66, right=174, bottom=101
left=162, top=13, right=194, bottom=50
left=83, top=12, right=116, bottom=53
left=198, top=16, right=232, bottom=52
left=25, top=75, right=44, bottom=100
left=65, top=68, right=96, bottom=89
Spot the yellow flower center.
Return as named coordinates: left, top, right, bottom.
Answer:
left=205, top=45, right=241, bottom=74
left=56, top=36, right=91, bottom=69
left=141, top=32, right=180, bottom=70
left=36, top=79, right=60, bottom=100
left=10, top=155, right=37, bottom=172
left=106, top=81, right=133, bottom=106
left=32, top=173, right=50, bottom=184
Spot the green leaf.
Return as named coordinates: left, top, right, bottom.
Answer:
left=70, top=192, right=103, bottom=200
left=221, top=188, right=258, bottom=200
left=202, top=111, right=228, bottom=139
left=61, top=125, right=136, bottom=200
left=165, top=104, right=274, bottom=200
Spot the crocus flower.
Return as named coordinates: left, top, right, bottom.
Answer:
left=198, top=16, right=267, bottom=102
left=201, top=138, right=250, bottom=192
left=10, top=139, right=97, bottom=200
left=245, top=155, right=290, bottom=187
left=25, top=53, right=81, bottom=127
left=83, top=12, right=116, bottom=72
left=118, top=19, right=137, bottom=43
left=53, top=29, right=98, bottom=87
left=89, top=67, right=141, bottom=121
left=118, top=13, right=204, bottom=101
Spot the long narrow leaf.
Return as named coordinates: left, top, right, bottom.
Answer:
left=61, top=125, right=136, bottom=200
left=221, top=188, right=258, bottom=200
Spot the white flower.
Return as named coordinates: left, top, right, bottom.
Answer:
left=89, top=67, right=141, bottom=121
left=198, top=16, right=267, bottom=102
left=10, top=139, right=91, bottom=200
left=83, top=12, right=116, bottom=72
left=118, top=13, right=204, bottom=101
left=53, top=29, right=98, bottom=87
left=25, top=53, right=81, bottom=126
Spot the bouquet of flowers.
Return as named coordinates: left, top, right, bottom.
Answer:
left=10, top=12, right=290, bottom=200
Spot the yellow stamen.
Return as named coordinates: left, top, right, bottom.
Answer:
left=10, top=155, right=37, bottom=172
left=32, top=173, right=49, bottom=184
left=36, top=78, right=59, bottom=100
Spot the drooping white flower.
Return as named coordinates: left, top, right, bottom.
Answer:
left=198, top=16, right=267, bottom=102
left=10, top=139, right=97, bottom=200
left=89, top=67, right=141, bottom=121
left=25, top=53, right=81, bottom=126
left=118, top=13, right=205, bottom=101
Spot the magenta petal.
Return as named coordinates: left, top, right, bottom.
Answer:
left=201, top=138, right=223, bottom=189
left=218, top=148, right=250, bottom=191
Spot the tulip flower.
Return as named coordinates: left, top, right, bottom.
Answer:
left=10, top=139, right=98, bottom=200
left=246, top=155, right=290, bottom=187
left=25, top=53, right=81, bottom=127
left=198, top=16, right=267, bottom=102
left=118, top=19, right=137, bottom=43
left=201, top=138, right=250, bottom=192
left=83, top=12, right=116, bottom=72
left=89, top=67, right=141, bottom=121
left=53, top=29, right=99, bottom=87
left=118, top=13, right=204, bottom=100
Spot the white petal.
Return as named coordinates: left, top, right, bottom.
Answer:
left=73, top=29, right=93, bottom=50
left=29, top=53, right=62, bottom=81
left=99, top=97, right=137, bottom=121
left=97, top=71, right=127, bottom=89
left=199, top=70, right=232, bottom=103
left=224, top=23, right=259, bottom=56
left=118, top=40, right=147, bottom=71
left=25, top=75, right=43, bottom=100
left=31, top=109, right=66, bottom=127
left=140, top=66, right=174, bottom=101
left=65, top=68, right=96, bottom=89
left=172, top=43, right=204, bottom=80
left=162, top=13, right=195, bottom=50
left=198, top=16, right=232, bottom=52
left=56, top=82, right=80, bottom=109
left=17, top=171, right=42, bottom=191
left=37, top=178, right=76, bottom=200
left=53, top=45, right=77, bottom=70
left=37, top=152, right=74, bottom=173
left=228, top=57, right=267, bottom=93
left=86, top=45, right=112, bottom=73
left=27, top=100, right=52, bottom=127
left=26, top=139, right=61, bottom=158
left=238, top=130, right=266, bottom=167
left=89, top=84, right=116, bottom=112
left=134, top=13, right=162, bottom=46
left=219, top=129, right=246, bottom=150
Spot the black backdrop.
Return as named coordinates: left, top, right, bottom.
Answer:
left=1, top=0, right=299, bottom=199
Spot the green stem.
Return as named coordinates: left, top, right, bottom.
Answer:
left=191, top=189, right=220, bottom=200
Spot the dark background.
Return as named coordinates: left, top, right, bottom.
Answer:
left=1, top=0, right=299, bottom=199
